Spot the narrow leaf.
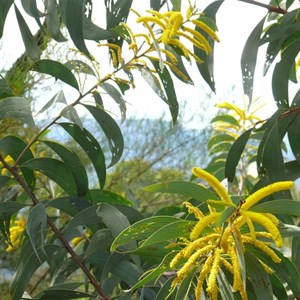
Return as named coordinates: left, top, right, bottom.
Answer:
left=59, top=105, right=83, bottom=130
left=144, top=181, right=218, bottom=202
left=251, top=200, right=300, bottom=215
left=36, top=91, right=67, bottom=115
left=22, top=158, right=77, bottom=196
left=26, top=203, right=47, bottom=261
left=59, top=122, right=106, bottom=188
left=42, top=140, right=89, bottom=196
left=0, top=0, right=13, bottom=38
left=225, top=128, right=253, bottom=182
left=0, top=97, right=35, bottom=127
left=82, top=105, right=124, bottom=167
left=111, top=216, right=180, bottom=251
left=241, top=17, right=266, bottom=103
left=65, top=0, right=90, bottom=57
left=14, top=4, right=41, bottom=60
left=0, top=202, right=27, bottom=219
left=32, top=60, right=79, bottom=91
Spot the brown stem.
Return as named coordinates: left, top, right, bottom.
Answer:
left=238, top=0, right=287, bottom=14
left=0, top=155, right=109, bottom=300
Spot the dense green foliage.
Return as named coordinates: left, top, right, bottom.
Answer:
left=1, top=0, right=300, bottom=299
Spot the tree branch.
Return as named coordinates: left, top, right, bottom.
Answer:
left=238, top=0, right=287, bottom=14
left=0, top=155, right=109, bottom=300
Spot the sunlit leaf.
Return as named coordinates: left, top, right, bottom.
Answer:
left=111, top=216, right=179, bottom=251
left=22, top=158, right=77, bottom=196
left=32, top=60, right=79, bottom=91
left=59, top=105, right=83, bottom=130
left=14, top=4, right=41, bottom=60
left=213, top=206, right=236, bottom=227
left=140, top=220, right=195, bottom=248
left=0, top=97, right=35, bottom=127
left=241, top=17, right=266, bottom=103
left=144, top=181, right=218, bottom=202
left=211, top=115, right=240, bottom=127
left=59, top=122, right=106, bottom=189
left=42, top=140, right=89, bottom=196
left=208, top=134, right=235, bottom=150
left=251, top=200, right=300, bottom=215
left=26, top=203, right=47, bottom=261
left=83, top=105, right=124, bottom=167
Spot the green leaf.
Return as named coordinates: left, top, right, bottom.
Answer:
left=241, top=17, right=266, bottom=103
left=14, top=4, right=41, bottom=60
left=100, top=82, right=126, bottom=122
left=21, top=0, right=43, bottom=28
left=32, top=60, right=79, bottom=91
left=10, top=238, right=60, bottom=300
left=45, top=0, right=67, bottom=42
left=0, top=176, right=16, bottom=189
left=82, top=105, right=124, bottom=167
left=269, top=273, right=288, bottom=300
left=144, top=181, right=218, bottom=202
left=131, top=253, right=174, bottom=291
left=0, top=78, right=13, bottom=98
left=208, top=134, right=235, bottom=150
left=111, top=216, right=180, bottom=251
left=151, top=60, right=179, bottom=124
left=65, top=60, right=96, bottom=77
left=175, top=272, right=194, bottom=300
left=106, top=0, right=133, bottom=30
left=194, top=1, right=224, bottom=92
left=211, top=114, right=240, bottom=127
left=288, top=114, right=300, bottom=165
left=217, top=269, right=235, bottom=300
left=225, top=128, right=253, bottom=182
left=65, top=0, right=90, bottom=57
left=59, top=122, right=106, bottom=189
left=272, top=38, right=300, bottom=108
left=83, top=17, right=116, bottom=41
left=0, top=97, right=35, bottom=127
left=140, top=220, right=195, bottom=248
left=42, top=140, right=89, bottom=196
left=37, top=90, right=67, bottom=114
left=0, top=0, right=13, bottom=38
left=213, top=206, right=236, bottom=227
left=245, top=250, right=273, bottom=300
left=0, top=202, right=27, bottom=219
left=280, top=223, right=300, bottom=238
left=251, top=200, right=300, bottom=215
left=33, top=288, right=91, bottom=300
left=0, top=135, right=35, bottom=189
left=26, top=203, right=47, bottom=261
left=154, top=276, right=175, bottom=300
left=22, top=158, right=77, bottom=196
left=88, top=189, right=133, bottom=206
left=292, top=235, right=300, bottom=274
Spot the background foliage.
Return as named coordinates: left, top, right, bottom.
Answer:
left=1, top=0, right=300, bottom=299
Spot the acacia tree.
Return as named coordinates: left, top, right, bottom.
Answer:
left=1, top=0, right=300, bottom=300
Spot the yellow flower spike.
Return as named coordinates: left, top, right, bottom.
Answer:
left=220, top=257, right=234, bottom=274
left=242, top=181, right=294, bottom=211
left=192, top=19, right=220, bottom=42
left=206, top=248, right=222, bottom=300
left=159, top=48, right=178, bottom=64
left=136, top=16, right=167, bottom=30
left=186, top=48, right=204, bottom=64
left=166, top=39, right=190, bottom=58
left=220, top=226, right=232, bottom=251
left=109, top=49, right=118, bottom=68
left=164, top=60, right=190, bottom=81
left=160, top=28, right=171, bottom=43
left=170, top=249, right=186, bottom=269
left=182, top=26, right=212, bottom=53
left=184, top=243, right=216, bottom=260
left=146, top=9, right=169, bottom=23
left=240, top=210, right=256, bottom=240
left=241, top=236, right=281, bottom=263
left=262, top=213, right=280, bottom=225
left=184, top=201, right=204, bottom=219
left=258, top=259, right=274, bottom=274
left=190, top=212, right=221, bottom=241
left=169, top=12, right=184, bottom=36
left=229, top=246, right=244, bottom=292
left=243, top=211, right=282, bottom=247
left=192, top=167, right=233, bottom=204
left=195, top=254, right=214, bottom=300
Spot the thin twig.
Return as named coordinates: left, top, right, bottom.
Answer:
left=238, top=0, right=287, bottom=14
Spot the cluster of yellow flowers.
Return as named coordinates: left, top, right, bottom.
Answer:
left=169, top=167, right=294, bottom=300
left=98, top=6, right=218, bottom=81
left=6, top=216, right=26, bottom=252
